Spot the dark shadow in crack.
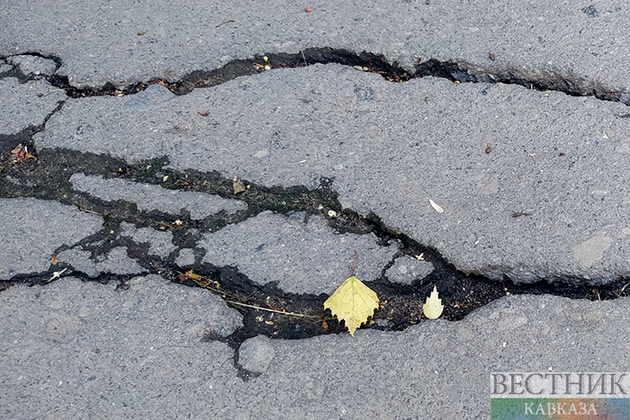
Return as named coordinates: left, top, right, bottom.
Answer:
left=15, top=47, right=627, bottom=105
left=1, top=147, right=629, bottom=344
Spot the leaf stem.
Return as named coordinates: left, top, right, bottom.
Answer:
left=351, top=250, right=359, bottom=277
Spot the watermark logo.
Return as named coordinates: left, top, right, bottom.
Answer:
left=491, top=372, right=630, bottom=419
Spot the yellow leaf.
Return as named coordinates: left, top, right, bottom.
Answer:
left=423, top=285, right=444, bottom=319
left=324, top=275, right=379, bottom=337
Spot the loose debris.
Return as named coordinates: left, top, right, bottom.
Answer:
left=11, top=144, right=37, bottom=163
left=233, top=178, right=247, bottom=194
left=45, top=267, right=68, bottom=283
left=177, top=269, right=318, bottom=319
left=422, top=285, right=444, bottom=319
left=429, top=199, right=444, bottom=214
left=324, top=275, right=379, bottom=336
left=323, top=252, right=379, bottom=336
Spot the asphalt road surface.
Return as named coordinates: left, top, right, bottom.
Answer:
left=3, top=1, right=630, bottom=419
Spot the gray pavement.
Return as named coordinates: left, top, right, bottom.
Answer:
left=2, top=281, right=628, bottom=419
left=199, top=211, right=397, bottom=295
left=34, top=65, right=630, bottom=284
left=3, top=0, right=630, bottom=95
left=3, top=1, right=630, bottom=419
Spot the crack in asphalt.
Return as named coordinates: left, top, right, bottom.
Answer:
left=1, top=146, right=629, bottom=342
left=2, top=48, right=630, bottom=344
left=3, top=47, right=628, bottom=104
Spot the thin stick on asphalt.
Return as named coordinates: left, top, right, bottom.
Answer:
left=215, top=19, right=235, bottom=28
left=225, top=300, right=320, bottom=318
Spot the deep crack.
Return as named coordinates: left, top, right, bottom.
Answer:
left=4, top=47, right=628, bottom=105
left=2, top=48, right=630, bottom=342
left=1, top=146, right=629, bottom=343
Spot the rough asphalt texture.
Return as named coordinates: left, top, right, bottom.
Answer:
left=3, top=1, right=630, bottom=419
left=36, top=67, right=630, bottom=283
left=199, top=211, right=397, bottom=295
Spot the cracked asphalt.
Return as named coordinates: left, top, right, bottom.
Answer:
left=3, top=1, right=630, bottom=418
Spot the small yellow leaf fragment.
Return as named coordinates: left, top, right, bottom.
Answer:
left=429, top=199, right=444, bottom=213
left=423, top=285, right=444, bottom=319
left=324, top=275, right=379, bottom=337
left=233, top=178, right=246, bottom=194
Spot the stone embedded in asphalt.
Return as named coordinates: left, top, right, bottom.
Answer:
left=1, top=76, right=66, bottom=136
left=200, top=211, right=397, bottom=295
left=571, top=234, right=614, bottom=271
left=238, top=335, right=276, bottom=375
left=0, top=198, right=103, bottom=280
left=70, top=173, right=247, bottom=219
left=386, top=255, right=434, bottom=285
left=35, top=64, right=630, bottom=285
